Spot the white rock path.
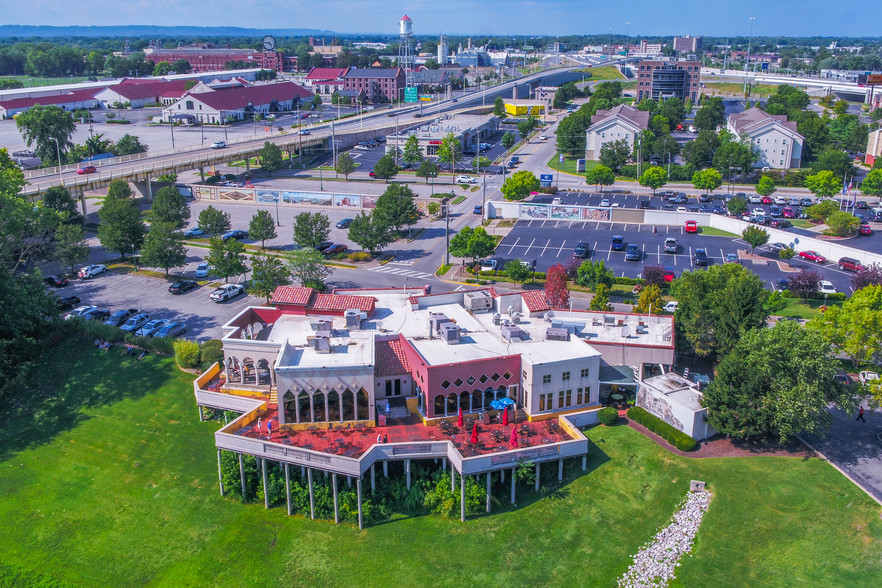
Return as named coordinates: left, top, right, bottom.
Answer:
left=617, top=489, right=713, bottom=588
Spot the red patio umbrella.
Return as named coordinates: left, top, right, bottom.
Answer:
left=470, top=422, right=478, bottom=444
left=457, top=407, right=463, bottom=427
left=502, top=405, right=509, bottom=426
left=509, top=426, right=519, bottom=448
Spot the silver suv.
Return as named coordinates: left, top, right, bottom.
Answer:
left=664, top=238, right=678, bottom=254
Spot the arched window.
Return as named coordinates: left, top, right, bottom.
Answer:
left=357, top=388, right=369, bottom=421
left=446, top=392, right=457, bottom=415
left=434, top=395, right=445, bottom=417
left=313, top=392, right=326, bottom=422
left=298, top=391, right=312, bottom=423
left=327, top=390, right=341, bottom=422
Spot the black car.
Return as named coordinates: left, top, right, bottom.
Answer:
left=221, top=230, right=249, bottom=242
left=693, top=248, right=709, bottom=266
left=573, top=242, right=590, bottom=258
left=625, top=244, right=642, bottom=261
left=639, top=200, right=652, bottom=209
left=699, top=204, right=711, bottom=213
left=56, top=295, right=81, bottom=310
left=336, top=218, right=354, bottom=229
left=770, top=219, right=792, bottom=228
left=83, top=308, right=111, bottom=322
left=44, top=275, right=69, bottom=287
left=105, top=308, right=138, bottom=327
left=168, top=280, right=198, bottom=294
left=698, top=194, right=710, bottom=203
left=314, top=240, right=333, bottom=251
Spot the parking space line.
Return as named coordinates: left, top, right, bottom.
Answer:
left=688, top=246, right=694, bottom=267
left=540, top=240, right=551, bottom=257
left=506, top=237, right=520, bottom=256
left=557, top=241, right=566, bottom=257
left=606, top=246, right=612, bottom=261
left=592, top=241, right=598, bottom=259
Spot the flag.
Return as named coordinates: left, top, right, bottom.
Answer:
left=841, top=176, right=848, bottom=195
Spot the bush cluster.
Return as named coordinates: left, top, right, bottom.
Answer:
left=64, top=319, right=174, bottom=354
left=348, top=251, right=372, bottom=262
left=627, top=406, right=698, bottom=451
left=597, top=406, right=618, bottom=426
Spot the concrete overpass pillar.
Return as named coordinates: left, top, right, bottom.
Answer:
left=512, top=84, right=518, bottom=99
left=246, top=158, right=250, bottom=172
left=130, top=180, right=150, bottom=201
left=199, top=167, right=205, bottom=182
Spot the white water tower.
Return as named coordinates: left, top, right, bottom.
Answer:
left=399, top=15, right=415, bottom=89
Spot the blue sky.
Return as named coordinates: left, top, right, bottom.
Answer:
left=6, top=0, right=879, bottom=37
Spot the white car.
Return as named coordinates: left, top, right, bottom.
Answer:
left=859, top=371, right=879, bottom=385
left=818, top=281, right=837, bottom=295
left=664, top=301, right=679, bottom=313
left=455, top=175, right=477, bottom=184
left=195, top=262, right=211, bottom=278
left=480, top=259, right=498, bottom=272
left=78, top=264, right=107, bottom=279
left=539, top=135, right=548, bottom=141
left=183, top=227, right=205, bottom=237
left=65, top=305, right=97, bottom=320
left=210, top=140, right=226, bottom=149
left=775, top=196, right=788, bottom=205
left=750, top=195, right=762, bottom=204
left=210, top=284, right=245, bottom=303
left=751, top=207, right=765, bottom=216
left=610, top=202, right=622, bottom=208
left=599, top=199, right=611, bottom=207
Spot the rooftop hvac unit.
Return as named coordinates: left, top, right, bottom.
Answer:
left=492, top=312, right=502, bottom=325
left=511, top=312, right=522, bottom=324
left=550, top=318, right=585, bottom=334
left=544, top=312, right=553, bottom=322
left=464, top=290, right=493, bottom=312
left=440, top=323, right=461, bottom=345
left=501, top=324, right=527, bottom=342
left=429, top=312, right=452, bottom=335
left=314, top=335, right=331, bottom=354
left=344, top=309, right=364, bottom=330
left=546, top=327, right=569, bottom=341
left=620, top=324, right=631, bottom=338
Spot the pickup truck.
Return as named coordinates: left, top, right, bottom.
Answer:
left=209, top=284, right=245, bottom=303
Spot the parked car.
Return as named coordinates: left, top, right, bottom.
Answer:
left=210, top=140, right=227, bottom=149
left=724, top=253, right=739, bottom=264
left=798, top=250, right=827, bottom=263
left=611, top=235, right=625, bottom=251
left=298, top=129, right=311, bottom=135
left=56, top=296, right=81, bottom=311
left=663, top=267, right=676, bottom=282
left=769, top=206, right=782, bottom=218
left=799, top=198, right=813, bottom=207
left=76, top=165, right=97, bottom=175
left=750, top=207, right=765, bottom=216
left=684, top=220, right=698, bottom=233
left=473, top=205, right=483, bottom=215
left=168, top=280, right=198, bottom=294
left=639, top=200, right=652, bottom=209
left=183, top=226, right=205, bottom=237
left=625, top=244, right=642, bottom=261
left=455, top=175, right=477, bottom=184
left=599, top=199, right=611, bottom=207
left=838, top=257, right=864, bottom=272
left=82, top=308, right=111, bottom=322
left=154, top=322, right=186, bottom=338
left=769, top=242, right=788, bottom=252
left=210, top=284, right=245, bottom=303
left=856, top=201, right=869, bottom=209
left=313, top=240, right=333, bottom=252
left=120, top=312, right=150, bottom=332
left=573, top=242, right=590, bottom=258
left=336, top=218, right=354, bottom=229
left=322, top=244, right=347, bottom=255
left=664, top=238, right=678, bottom=253
left=693, top=248, right=709, bottom=266
left=859, top=224, right=873, bottom=235
left=195, top=262, right=211, bottom=278
left=782, top=207, right=795, bottom=218
left=221, top=230, right=248, bottom=242
left=135, top=319, right=168, bottom=338
left=761, top=196, right=774, bottom=205
left=818, top=281, right=837, bottom=295
left=749, top=195, right=762, bottom=204
left=480, top=259, right=498, bottom=272
left=770, top=219, right=792, bottom=228
left=774, top=196, right=788, bottom=205
left=104, top=308, right=138, bottom=327
left=78, top=264, right=107, bottom=279
left=859, top=371, right=880, bottom=385
left=664, top=301, right=679, bottom=313
left=65, top=305, right=97, bottom=320
left=44, top=275, right=69, bottom=288
left=712, top=204, right=724, bottom=215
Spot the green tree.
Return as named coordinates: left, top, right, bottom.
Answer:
left=249, top=251, right=290, bottom=302
left=0, top=148, right=26, bottom=198
left=670, top=263, right=769, bottom=360
left=493, top=96, right=506, bottom=116
left=741, top=225, right=770, bottom=253
left=585, top=165, right=615, bottom=192
left=779, top=247, right=796, bottom=266
left=726, top=196, right=748, bottom=217
left=97, top=180, right=145, bottom=260
left=832, top=100, right=849, bottom=116
left=805, top=170, right=841, bottom=198
left=335, top=151, right=356, bottom=180
left=501, top=132, right=515, bottom=150
left=285, top=247, right=331, bottom=290
left=472, top=156, right=491, bottom=172
left=812, top=149, right=854, bottom=180
left=415, top=159, right=439, bottom=187
left=825, top=211, right=861, bottom=236
left=658, top=97, right=686, bottom=129
left=198, top=205, right=231, bottom=237
left=140, top=222, right=186, bottom=276
left=15, top=104, right=76, bottom=165
left=634, top=284, right=663, bottom=314
left=84, top=132, right=112, bottom=157
left=375, top=184, right=419, bottom=234
left=691, top=168, right=723, bottom=195
left=148, top=185, right=190, bottom=229
left=112, top=134, right=148, bottom=156
left=638, top=166, right=668, bottom=196
left=703, top=320, right=854, bottom=442
left=598, top=139, right=631, bottom=172
left=348, top=211, right=394, bottom=255
left=170, top=59, right=191, bottom=74
left=259, top=141, right=283, bottom=176
left=206, top=236, right=247, bottom=284
left=682, top=129, right=720, bottom=168
left=576, top=260, right=613, bottom=291
left=292, top=212, right=331, bottom=250
left=312, top=94, right=323, bottom=109
left=590, top=283, right=612, bottom=311
left=448, top=226, right=496, bottom=264
left=248, top=209, right=277, bottom=248
left=501, top=170, right=539, bottom=201
left=692, top=97, right=725, bottom=131
left=153, top=61, right=170, bottom=76
left=42, top=185, right=79, bottom=219
left=505, top=260, right=531, bottom=285
left=517, top=116, right=537, bottom=138
left=437, top=133, right=462, bottom=183
left=756, top=176, right=777, bottom=198
left=372, top=154, right=398, bottom=183
left=712, top=131, right=757, bottom=174
left=401, top=134, right=424, bottom=167
left=809, top=285, right=882, bottom=367
left=861, top=169, right=882, bottom=197
left=805, top=199, right=839, bottom=222
left=53, top=222, right=89, bottom=275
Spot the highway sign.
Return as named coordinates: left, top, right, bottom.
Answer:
left=540, top=173, right=553, bottom=188
left=868, top=75, right=882, bottom=86
left=404, top=87, right=418, bottom=102
left=420, top=95, right=432, bottom=101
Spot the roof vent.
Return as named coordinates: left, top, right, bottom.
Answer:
left=546, top=327, right=569, bottom=341
left=440, top=323, right=461, bottom=345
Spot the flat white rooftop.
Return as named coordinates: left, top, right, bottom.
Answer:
left=272, top=314, right=375, bottom=369
left=642, top=372, right=705, bottom=412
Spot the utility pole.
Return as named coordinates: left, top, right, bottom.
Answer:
left=743, top=17, right=756, bottom=97
left=444, top=203, right=450, bottom=266
left=331, top=120, right=337, bottom=177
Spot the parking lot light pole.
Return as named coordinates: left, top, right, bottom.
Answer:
left=49, top=136, right=63, bottom=186
left=275, top=196, right=280, bottom=226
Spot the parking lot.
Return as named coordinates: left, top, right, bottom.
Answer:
left=495, top=219, right=864, bottom=294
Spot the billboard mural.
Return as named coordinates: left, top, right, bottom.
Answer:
left=362, top=195, right=378, bottom=209
left=218, top=188, right=255, bottom=202
left=194, top=186, right=216, bottom=200
left=581, top=208, right=611, bottom=221
left=520, top=204, right=548, bottom=219
left=550, top=206, right=581, bottom=220
left=281, top=191, right=333, bottom=206
left=334, top=194, right=361, bottom=208
left=257, top=190, right=281, bottom=203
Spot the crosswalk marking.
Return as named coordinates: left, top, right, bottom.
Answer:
left=367, top=266, right=434, bottom=280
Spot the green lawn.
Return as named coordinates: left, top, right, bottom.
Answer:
left=703, top=82, right=779, bottom=97
left=577, top=65, right=626, bottom=81
left=1, top=339, right=880, bottom=586
left=698, top=226, right=740, bottom=237
left=546, top=155, right=600, bottom=177
left=0, top=75, right=90, bottom=87
left=775, top=296, right=845, bottom=318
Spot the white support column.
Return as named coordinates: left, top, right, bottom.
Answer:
left=460, top=473, right=466, bottom=522
left=301, top=466, right=306, bottom=477
left=406, top=459, right=411, bottom=490
left=217, top=450, right=224, bottom=496
left=510, top=467, right=516, bottom=504
left=285, top=464, right=292, bottom=516
left=558, top=458, right=563, bottom=481
left=535, top=462, right=540, bottom=492
left=307, top=468, right=315, bottom=520
left=262, top=459, right=269, bottom=509
left=442, top=457, right=447, bottom=470
left=347, top=475, right=352, bottom=488
left=486, top=472, right=491, bottom=513
left=357, top=478, right=363, bottom=530
left=198, top=404, right=204, bottom=421
left=239, top=453, right=246, bottom=499
left=332, top=474, right=339, bottom=524
left=501, top=468, right=505, bottom=482
left=451, top=466, right=456, bottom=492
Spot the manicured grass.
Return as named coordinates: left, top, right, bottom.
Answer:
left=775, top=296, right=844, bottom=318
left=791, top=219, right=816, bottom=229
left=703, top=82, right=779, bottom=97
left=1, top=340, right=880, bottom=586
left=451, top=196, right=466, bottom=204
left=546, top=155, right=600, bottom=177
left=577, top=65, right=626, bottom=81
left=0, top=75, right=90, bottom=87
left=698, top=226, right=739, bottom=237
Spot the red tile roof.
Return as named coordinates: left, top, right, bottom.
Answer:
left=102, top=79, right=194, bottom=101
left=310, top=293, right=375, bottom=313
left=375, top=337, right=412, bottom=376
left=0, top=88, right=98, bottom=111
left=305, top=67, right=348, bottom=80
left=188, top=82, right=312, bottom=110
left=271, top=286, right=313, bottom=306
left=521, top=290, right=551, bottom=312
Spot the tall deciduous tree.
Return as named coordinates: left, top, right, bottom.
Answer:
left=703, top=320, right=855, bottom=442
left=585, top=165, right=615, bottom=192
left=292, top=212, right=330, bottom=250
left=501, top=170, right=539, bottom=201
left=787, top=268, right=821, bottom=300
left=249, top=251, right=290, bottom=302
left=113, top=133, right=148, bottom=156
left=727, top=196, right=748, bottom=216
left=590, top=283, right=612, bottom=311
left=692, top=97, right=725, bottom=131
left=505, top=260, right=531, bottom=285
left=53, top=223, right=89, bottom=275
left=448, top=226, right=496, bottom=264
left=375, top=184, right=419, bottom=234
left=493, top=96, right=506, bottom=116
left=756, top=176, right=777, bottom=197
left=401, top=134, right=424, bottom=167
left=544, top=263, right=569, bottom=309
left=576, top=260, right=613, bottom=291
left=851, top=263, right=882, bottom=291
left=0, top=148, right=26, bottom=198
left=97, top=180, right=145, bottom=260
left=634, top=284, right=663, bottom=314
left=42, top=185, right=79, bottom=219
left=741, top=225, right=770, bottom=253
left=335, top=151, right=356, bottom=179
left=681, top=129, right=720, bottom=168
left=248, top=209, right=277, bottom=248
left=860, top=169, right=882, bottom=197
left=805, top=170, right=841, bottom=198
left=691, top=168, right=723, bottom=195
left=15, top=104, right=76, bottom=165
left=501, top=132, right=515, bottom=150
left=638, top=166, right=668, bottom=195
left=599, top=139, right=631, bottom=172
left=415, top=159, right=439, bottom=186
left=285, top=247, right=331, bottom=290
left=140, top=222, right=186, bottom=276
left=347, top=211, right=394, bottom=255
left=259, top=141, right=283, bottom=176
left=372, top=154, right=398, bottom=183
left=198, top=205, right=231, bottom=237
left=206, top=236, right=246, bottom=284
left=148, top=185, right=190, bottom=229
left=809, top=285, right=882, bottom=366
left=437, top=133, right=461, bottom=182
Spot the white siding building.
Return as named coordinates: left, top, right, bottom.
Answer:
left=585, top=104, right=650, bottom=161
left=726, top=108, right=804, bottom=170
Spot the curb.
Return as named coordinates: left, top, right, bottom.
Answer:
left=796, top=433, right=882, bottom=507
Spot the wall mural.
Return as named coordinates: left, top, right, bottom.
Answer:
left=218, top=188, right=255, bottom=201
left=194, top=186, right=216, bottom=200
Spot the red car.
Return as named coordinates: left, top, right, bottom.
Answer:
left=322, top=244, right=346, bottom=255
left=761, top=196, right=773, bottom=205
left=76, top=165, right=97, bottom=175
left=782, top=207, right=795, bottom=218
left=684, top=220, right=699, bottom=233
left=859, top=224, right=873, bottom=235
left=798, top=250, right=827, bottom=264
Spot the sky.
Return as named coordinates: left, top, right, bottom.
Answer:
left=3, top=0, right=880, bottom=37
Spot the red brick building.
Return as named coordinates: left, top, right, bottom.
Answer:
left=342, top=68, right=406, bottom=103
left=636, top=59, right=701, bottom=102
left=143, top=46, right=284, bottom=73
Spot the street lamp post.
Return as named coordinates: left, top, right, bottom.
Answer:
left=49, top=136, right=64, bottom=186
left=275, top=195, right=280, bottom=226
left=743, top=17, right=756, bottom=97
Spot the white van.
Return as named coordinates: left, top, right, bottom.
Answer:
left=664, top=301, right=679, bottom=313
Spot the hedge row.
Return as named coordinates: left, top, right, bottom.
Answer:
left=627, top=406, right=698, bottom=452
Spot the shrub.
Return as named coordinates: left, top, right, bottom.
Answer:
left=614, top=276, right=642, bottom=285
left=174, top=339, right=202, bottom=368
left=123, top=333, right=174, bottom=354
left=627, top=406, right=698, bottom=451
left=597, top=406, right=618, bottom=426
left=201, top=339, right=223, bottom=367
left=348, top=251, right=372, bottom=262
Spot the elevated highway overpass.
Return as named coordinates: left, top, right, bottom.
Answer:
left=701, top=68, right=873, bottom=101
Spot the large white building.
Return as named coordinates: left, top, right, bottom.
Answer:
left=584, top=104, right=650, bottom=161
left=162, top=81, right=312, bottom=124
left=727, top=107, right=804, bottom=170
